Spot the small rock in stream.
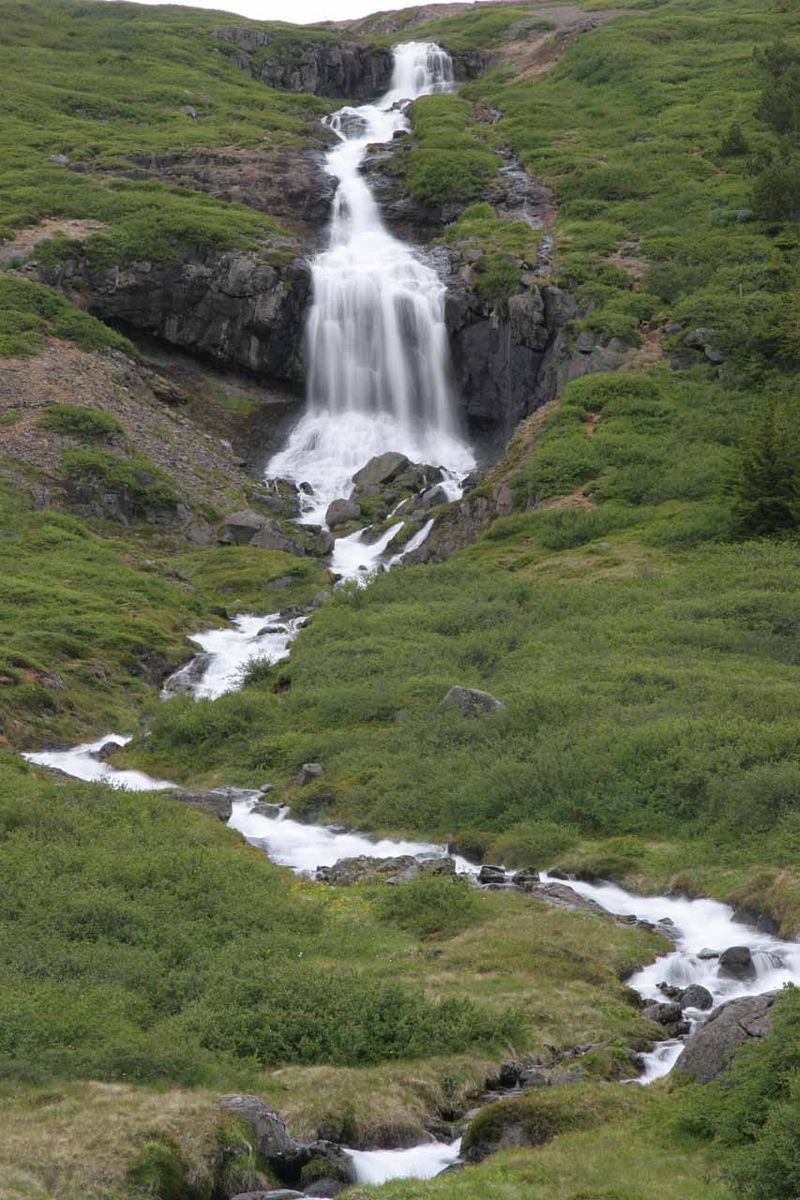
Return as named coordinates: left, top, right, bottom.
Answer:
left=718, top=945, right=756, bottom=980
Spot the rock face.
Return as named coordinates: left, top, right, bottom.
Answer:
left=675, top=992, right=777, bottom=1083
left=170, top=788, right=236, bottom=822
left=439, top=685, right=505, bottom=718
left=213, top=29, right=487, bottom=100
left=446, top=281, right=631, bottom=442
left=40, top=249, right=310, bottom=384
left=213, top=28, right=395, bottom=99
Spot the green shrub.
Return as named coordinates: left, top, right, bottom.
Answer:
left=374, top=875, right=483, bottom=940
left=61, top=449, right=179, bottom=517
left=0, top=277, right=132, bottom=358
left=494, top=821, right=578, bottom=869
left=39, top=404, right=124, bottom=441
left=127, top=1136, right=188, bottom=1200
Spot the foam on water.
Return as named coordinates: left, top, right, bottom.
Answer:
left=345, top=1138, right=461, bottom=1184
left=266, top=42, right=474, bottom=524
left=542, top=873, right=800, bottom=1081
left=163, top=613, right=304, bottom=701
left=23, top=735, right=175, bottom=791
left=228, top=797, right=478, bottom=878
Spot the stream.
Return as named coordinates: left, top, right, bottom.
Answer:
left=18, top=39, right=800, bottom=1190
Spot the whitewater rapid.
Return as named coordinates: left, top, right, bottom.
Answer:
left=267, top=41, right=474, bottom=524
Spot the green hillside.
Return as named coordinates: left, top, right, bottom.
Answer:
left=1, top=0, right=800, bottom=1196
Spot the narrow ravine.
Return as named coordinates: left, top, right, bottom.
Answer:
left=18, top=38, right=800, bottom=1190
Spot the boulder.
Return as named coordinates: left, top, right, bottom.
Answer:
left=420, top=484, right=449, bottom=508
left=675, top=992, right=777, bottom=1083
left=326, top=498, right=361, bottom=528
left=680, top=984, right=714, bottom=1011
left=642, top=1001, right=683, bottom=1026
left=352, top=452, right=410, bottom=493
left=297, top=763, right=324, bottom=786
left=218, top=1095, right=296, bottom=1163
left=161, top=651, right=212, bottom=698
left=170, top=788, right=234, bottom=822
left=511, top=869, right=540, bottom=887
left=698, top=948, right=720, bottom=960
left=478, top=864, right=507, bottom=885
left=438, top=686, right=505, bottom=718
left=231, top=1193, right=303, bottom=1200
left=251, top=801, right=282, bottom=819
left=718, top=945, right=756, bottom=980
left=303, top=1180, right=345, bottom=1198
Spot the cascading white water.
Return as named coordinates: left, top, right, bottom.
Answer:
left=267, top=42, right=474, bottom=525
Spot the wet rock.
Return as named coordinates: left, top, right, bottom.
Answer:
left=304, top=1180, right=345, bottom=1198
left=297, top=763, right=324, bottom=786
left=300, top=525, right=334, bottom=558
left=680, top=984, right=714, bottom=1011
left=643, top=1001, right=683, bottom=1026
left=326, top=498, right=361, bottom=528
left=657, top=983, right=682, bottom=999
left=698, top=948, right=720, bottom=960
left=675, top=992, right=777, bottom=1083
left=718, top=945, right=756, bottom=980
left=251, top=801, right=282, bottom=819
left=232, top=1193, right=303, bottom=1200
left=478, top=864, right=507, bottom=885
left=438, top=685, right=505, bottom=718
left=352, top=451, right=410, bottom=494
left=519, top=1067, right=550, bottom=1088
left=732, top=906, right=780, bottom=935
left=511, top=869, right=540, bottom=887
left=420, top=484, right=449, bottom=508
left=548, top=867, right=570, bottom=880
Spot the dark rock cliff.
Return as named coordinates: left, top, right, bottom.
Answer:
left=39, top=250, right=311, bottom=383
left=212, top=28, right=488, bottom=99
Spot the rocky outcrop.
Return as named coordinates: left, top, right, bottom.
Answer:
left=218, top=1095, right=357, bottom=1188
left=675, top=992, right=777, bottom=1083
left=438, top=685, right=505, bottom=717
left=445, top=279, right=626, bottom=442
left=79, top=145, right=335, bottom=230
left=404, top=483, right=515, bottom=566
left=213, top=28, right=394, bottom=99
left=316, top=854, right=456, bottom=886
left=39, top=248, right=310, bottom=384
left=213, top=29, right=488, bottom=100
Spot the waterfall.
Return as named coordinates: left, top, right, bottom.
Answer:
left=267, top=42, right=474, bottom=525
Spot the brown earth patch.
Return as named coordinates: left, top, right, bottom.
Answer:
left=0, top=339, right=259, bottom=518
left=0, top=219, right=108, bottom=266
left=495, top=5, right=621, bottom=83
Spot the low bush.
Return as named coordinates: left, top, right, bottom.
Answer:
left=39, top=403, right=124, bottom=441
left=374, top=875, right=483, bottom=940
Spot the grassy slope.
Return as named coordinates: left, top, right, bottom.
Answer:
left=1, top=1, right=799, bottom=1196
left=0, top=0, right=330, bottom=262
left=134, top=0, right=800, bottom=929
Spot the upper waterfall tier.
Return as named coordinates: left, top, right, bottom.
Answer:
left=267, top=42, right=474, bottom=524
